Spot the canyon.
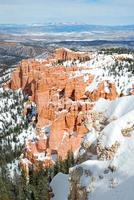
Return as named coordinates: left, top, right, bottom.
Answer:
left=0, top=45, right=133, bottom=200
left=8, top=47, right=134, bottom=174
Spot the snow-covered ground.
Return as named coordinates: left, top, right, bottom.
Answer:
left=64, top=52, right=134, bottom=96
left=68, top=96, right=134, bottom=200
left=0, top=66, right=15, bottom=84
left=50, top=172, right=69, bottom=200
left=0, top=86, right=36, bottom=177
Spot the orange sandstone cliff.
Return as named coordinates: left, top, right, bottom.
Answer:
left=9, top=48, right=118, bottom=168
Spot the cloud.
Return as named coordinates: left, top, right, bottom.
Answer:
left=0, top=0, right=133, bottom=25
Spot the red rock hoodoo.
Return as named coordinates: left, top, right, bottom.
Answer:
left=9, top=48, right=118, bottom=168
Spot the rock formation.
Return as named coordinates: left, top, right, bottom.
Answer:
left=55, top=48, right=90, bottom=61
left=9, top=48, right=119, bottom=169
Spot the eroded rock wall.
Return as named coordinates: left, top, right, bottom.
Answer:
left=9, top=48, right=118, bottom=168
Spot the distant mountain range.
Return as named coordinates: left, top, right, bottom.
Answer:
left=0, top=24, right=134, bottom=34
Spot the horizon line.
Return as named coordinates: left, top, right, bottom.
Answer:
left=0, top=23, right=134, bottom=27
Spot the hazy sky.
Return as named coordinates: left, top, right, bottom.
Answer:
left=0, top=0, right=134, bottom=25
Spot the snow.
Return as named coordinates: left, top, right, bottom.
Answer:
left=70, top=95, right=134, bottom=200
left=0, top=87, right=37, bottom=178
left=94, top=96, right=134, bottom=120
left=93, top=98, right=111, bottom=112
left=25, top=126, right=37, bottom=141
left=105, top=96, right=134, bottom=120
left=83, top=128, right=98, bottom=147
left=101, top=109, right=134, bottom=148
left=7, top=159, right=20, bottom=178
left=34, top=152, right=46, bottom=161
left=114, top=54, right=134, bottom=60
left=86, top=81, right=98, bottom=92
left=104, top=81, right=110, bottom=93
left=89, top=132, right=134, bottom=200
left=50, top=173, right=69, bottom=200
left=83, top=74, right=89, bottom=82
left=69, top=52, right=134, bottom=97
left=21, top=158, right=32, bottom=165
left=63, top=60, right=73, bottom=67
left=93, top=96, right=134, bottom=148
